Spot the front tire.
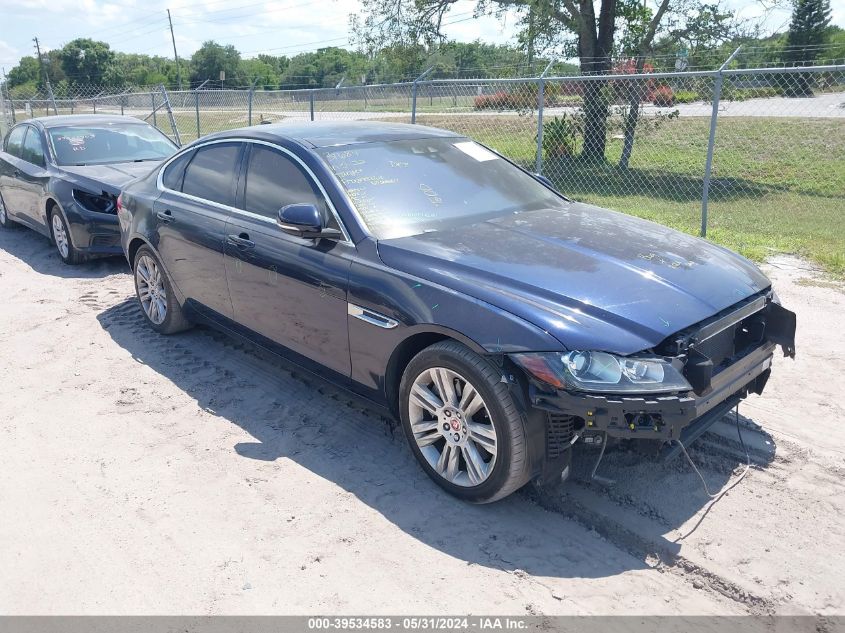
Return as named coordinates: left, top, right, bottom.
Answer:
left=133, top=245, right=192, bottom=334
left=50, top=209, right=82, bottom=264
left=399, top=340, right=531, bottom=503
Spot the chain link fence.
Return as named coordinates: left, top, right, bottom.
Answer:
left=2, top=63, right=844, bottom=270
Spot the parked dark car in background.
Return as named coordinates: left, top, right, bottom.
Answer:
left=0, top=114, right=177, bottom=264
left=117, top=121, right=796, bottom=503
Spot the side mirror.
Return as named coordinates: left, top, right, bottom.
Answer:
left=277, top=203, right=343, bottom=240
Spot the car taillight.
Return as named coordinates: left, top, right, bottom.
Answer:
left=116, top=194, right=124, bottom=212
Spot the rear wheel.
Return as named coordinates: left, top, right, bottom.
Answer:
left=0, top=194, right=17, bottom=229
left=133, top=245, right=192, bottom=334
left=399, top=340, right=531, bottom=503
left=50, top=210, right=82, bottom=264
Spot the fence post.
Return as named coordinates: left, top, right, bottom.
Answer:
left=411, top=66, right=434, bottom=124
left=0, top=84, right=9, bottom=135
left=159, top=84, right=181, bottom=147
left=193, top=79, right=209, bottom=139
left=0, top=67, right=14, bottom=124
left=46, top=78, right=58, bottom=115
left=309, top=90, right=315, bottom=121
left=248, top=78, right=258, bottom=126
left=701, top=46, right=741, bottom=238
left=92, top=96, right=97, bottom=114
left=535, top=59, right=555, bottom=175
left=152, top=93, right=157, bottom=127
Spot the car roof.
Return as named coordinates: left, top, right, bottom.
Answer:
left=29, top=114, right=151, bottom=129
left=201, top=120, right=463, bottom=149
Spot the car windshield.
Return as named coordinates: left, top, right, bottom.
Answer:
left=48, top=123, right=177, bottom=166
left=319, top=138, right=563, bottom=239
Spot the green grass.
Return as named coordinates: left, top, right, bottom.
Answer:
left=34, top=101, right=838, bottom=276
left=415, top=114, right=845, bottom=277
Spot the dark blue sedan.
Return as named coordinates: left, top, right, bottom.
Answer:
left=117, top=121, right=796, bottom=502
left=0, top=115, right=177, bottom=263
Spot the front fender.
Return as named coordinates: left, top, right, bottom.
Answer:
left=347, top=254, right=563, bottom=397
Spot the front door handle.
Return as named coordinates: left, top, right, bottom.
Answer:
left=226, top=233, right=255, bottom=250
left=156, top=209, right=174, bottom=223
left=13, top=170, right=20, bottom=178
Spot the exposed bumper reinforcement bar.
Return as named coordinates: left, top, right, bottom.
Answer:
left=659, top=396, right=740, bottom=462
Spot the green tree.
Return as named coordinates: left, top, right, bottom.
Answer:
left=190, top=41, right=241, bottom=85
left=352, top=0, right=705, bottom=162
left=59, top=39, right=118, bottom=86
left=784, top=0, right=832, bottom=95
left=7, top=56, right=40, bottom=88
left=239, top=58, right=282, bottom=89
left=279, top=47, right=369, bottom=88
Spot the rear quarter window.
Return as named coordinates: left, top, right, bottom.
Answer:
left=4, top=127, right=26, bottom=158
left=161, top=150, right=195, bottom=191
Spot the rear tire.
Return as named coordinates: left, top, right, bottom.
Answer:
left=50, top=209, right=83, bottom=265
left=399, top=340, right=531, bottom=503
left=133, top=245, right=192, bottom=334
left=0, top=193, right=17, bottom=229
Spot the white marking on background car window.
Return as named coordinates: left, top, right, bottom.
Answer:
left=454, top=141, right=499, bottom=162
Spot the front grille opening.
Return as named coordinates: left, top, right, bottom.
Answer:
left=546, top=413, right=580, bottom=459
left=90, top=235, right=120, bottom=247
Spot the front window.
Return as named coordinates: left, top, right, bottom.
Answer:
left=48, top=122, right=177, bottom=166
left=319, top=138, right=563, bottom=240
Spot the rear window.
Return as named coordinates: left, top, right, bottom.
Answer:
left=48, top=122, right=176, bottom=166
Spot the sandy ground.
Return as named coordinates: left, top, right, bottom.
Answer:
left=0, top=225, right=843, bottom=617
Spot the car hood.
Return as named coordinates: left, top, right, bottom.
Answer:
left=61, top=161, right=161, bottom=192
left=376, top=203, right=771, bottom=355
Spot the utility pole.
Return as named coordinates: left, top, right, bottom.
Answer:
left=527, top=7, right=535, bottom=68
left=33, top=37, right=46, bottom=86
left=33, top=37, right=58, bottom=114
left=167, top=9, right=183, bottom=91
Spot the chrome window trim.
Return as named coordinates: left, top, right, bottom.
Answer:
left=156, top=137, right=352, bottom=244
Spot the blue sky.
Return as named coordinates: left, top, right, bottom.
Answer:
left=1, top=0, right=843, bottom=73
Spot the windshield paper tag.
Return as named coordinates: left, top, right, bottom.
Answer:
left=454, top=141, right=499, bottom=162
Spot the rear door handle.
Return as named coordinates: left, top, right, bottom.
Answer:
left=156, top=209, right=174, bottom=223
left=226, top=233, right=255, bottom=249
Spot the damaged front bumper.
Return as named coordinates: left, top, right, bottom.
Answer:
left=523, top=297, right=796, bottom=470
left=529, top=339, right=775, bottom=443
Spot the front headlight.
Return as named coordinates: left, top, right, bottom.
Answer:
left=72, top=189, right=117, bottom=214
left=510, top=351, right=692, bottom=394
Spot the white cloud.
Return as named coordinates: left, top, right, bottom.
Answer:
left=0, top=0, right=842, bottom=73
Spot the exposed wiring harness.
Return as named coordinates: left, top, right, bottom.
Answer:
left=674, top=405, right=752, bottom=499
left=674, top=405, right=753, bottom=541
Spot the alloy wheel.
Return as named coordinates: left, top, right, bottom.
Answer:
left=408, top=367, right=498, bottom=487
left=135, top=255, right=168, bottom=325
left=52, top=214, right=69, bottom=259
